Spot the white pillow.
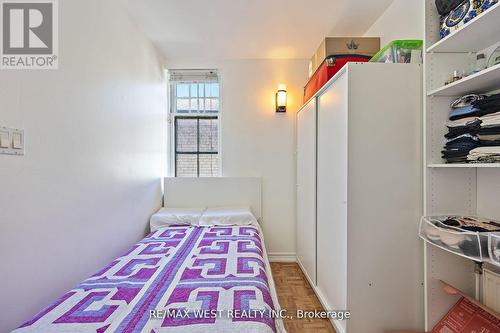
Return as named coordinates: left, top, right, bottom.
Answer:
left=150, top=207, right=205, bottom=231
left=199, top=206, right=257, bottom=226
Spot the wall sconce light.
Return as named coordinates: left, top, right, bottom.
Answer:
left=276, top=84, right=287, bottom=113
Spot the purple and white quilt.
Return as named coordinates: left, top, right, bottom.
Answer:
left=13, top=225, right=283, bottom=333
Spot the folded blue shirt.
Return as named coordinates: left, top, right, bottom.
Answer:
left=449, top=105, right=480, bottom=120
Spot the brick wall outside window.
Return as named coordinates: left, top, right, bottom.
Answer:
left=175, top=117, right=218, bottom=177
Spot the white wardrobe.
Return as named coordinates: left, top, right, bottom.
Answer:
left=296, top=63, right=423, bottom=333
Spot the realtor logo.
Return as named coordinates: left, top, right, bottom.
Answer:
left=1, top=0, right=58, bottom=69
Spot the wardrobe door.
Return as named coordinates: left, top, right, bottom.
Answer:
left=296, top=99, right=316, bottom=284
left=316, top=74, right=348, bottom=331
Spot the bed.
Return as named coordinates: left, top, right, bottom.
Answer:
left=13, top=177, right=286, bottom=333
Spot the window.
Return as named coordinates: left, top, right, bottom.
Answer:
left=168, top=70, right=220, bottom=177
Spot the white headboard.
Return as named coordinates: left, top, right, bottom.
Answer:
left=163, top=177, right=262, bottom=220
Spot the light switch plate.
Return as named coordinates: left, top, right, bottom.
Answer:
left=12, top=132, right=22, bottom=149
left=0, top=126, right=24, bottom=155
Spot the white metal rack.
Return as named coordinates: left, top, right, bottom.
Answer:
left=423, top=0, right=500, bottom=330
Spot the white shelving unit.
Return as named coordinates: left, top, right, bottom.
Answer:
left=427, top=63, right=500, bottom=97
left=423, top=1, right=500, bottom=330
left=427, top=2, right=500, bottom=53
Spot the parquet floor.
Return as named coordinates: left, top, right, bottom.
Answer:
left=271, top=262, right=336, bottom=333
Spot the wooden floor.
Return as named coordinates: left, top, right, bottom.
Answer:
left=271, top=262, right=336, bottom=333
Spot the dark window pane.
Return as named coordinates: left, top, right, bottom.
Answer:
left=199, top=154, right=219, bottom=177
left=199, top=118, right=218, bottom=152
left=176, top=154, right=198, bottom=177
left=176, top=118, right=198, bottom=152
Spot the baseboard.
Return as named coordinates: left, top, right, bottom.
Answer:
left=314, top=286, right=346, bottom=333
left=295, top=260, right=347, bottom=333
left=267, top=252, right=296, bottom=262
left=296, top=257, right=315, bottom=287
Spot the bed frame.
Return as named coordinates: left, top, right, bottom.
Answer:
left=163, top=177, right=262, bottom=221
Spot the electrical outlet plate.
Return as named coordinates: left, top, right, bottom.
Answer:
left=0, top=126, right=24, bottom=156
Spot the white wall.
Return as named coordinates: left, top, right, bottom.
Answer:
left=166, top=58, right=308, bottom=257
left=0, top=0, right=166, bottom=331
left=364, top=0, right=424, bottom=45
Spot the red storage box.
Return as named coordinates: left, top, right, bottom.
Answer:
left=304, top=54, right=371, bottom=103
left=432, top=297, right=500, bottom=333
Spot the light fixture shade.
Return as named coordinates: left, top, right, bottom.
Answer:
left=276, top=84, right=287, bottom=112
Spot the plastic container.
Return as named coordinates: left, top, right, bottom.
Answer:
left=419, top=216, right=489, bottom=262
left=369, top=40, right=423, bottom=64
left=474, top=53, right=487, bottom=73
left=489, top=233, right=500, bottom=266
left=488, top=45, right=500, bottom=68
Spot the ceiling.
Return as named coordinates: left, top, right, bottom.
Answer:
left=126, top=0, right=394, bottom=60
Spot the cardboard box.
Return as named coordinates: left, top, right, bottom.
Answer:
left=309, top=37, right=380, bottom=76
left=308, top=59, right=315, bottom=78
left=432, top=297, right=500, bottom=333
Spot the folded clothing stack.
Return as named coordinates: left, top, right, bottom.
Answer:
left=468, top=93, right=500, bottom=163
left=442, top=94, right=483, bottom=163
left=468, top=146, right=500, bottom=163
left=442, top=93, right=500, bottom=163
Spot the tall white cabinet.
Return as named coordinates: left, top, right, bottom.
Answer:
left=296, top=63, right=423, bottom=333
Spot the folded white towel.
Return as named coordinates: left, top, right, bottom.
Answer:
left=479, top=111, right=500, bottom=127
left=467, top=146, right=500, bottom=161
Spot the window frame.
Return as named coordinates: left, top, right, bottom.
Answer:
left=167, top=70, right=222, bottom=178
left=174, top=115, right=219, bottom=177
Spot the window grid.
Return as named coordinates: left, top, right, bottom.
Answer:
left=173, top=82, right=219, bottom=114
left=174, top=116, right=218, bottom=177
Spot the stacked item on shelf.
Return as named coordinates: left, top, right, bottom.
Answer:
left=442, top=94, right=483, bottom=163
left=468, top=93, right=500, bottom=162
left=369, top=40, right=423, bottom=64
left=304, top=54, right=372, bottom=102
left=308, top=37, right=380, bottom=77
left=435, top=0, right=465, bottom=16
left=419, top=215, right=500, bottom=261
left=304, top=37, right=380, bottom=102
left=442, top=93, right=500, bottom=163
left=438, top=0, right=499, bottom=39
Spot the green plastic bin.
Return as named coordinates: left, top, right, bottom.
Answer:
left=369, top=40, right=423, bottom=64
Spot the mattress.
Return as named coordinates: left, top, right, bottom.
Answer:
left=12, top=224, right=286, bottom=333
